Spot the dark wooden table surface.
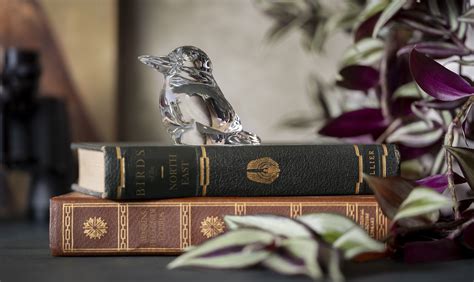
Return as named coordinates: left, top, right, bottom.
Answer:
left=1, top=221, right=473, bottom=282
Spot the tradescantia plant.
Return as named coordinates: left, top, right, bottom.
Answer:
left=168, top=185, right=472, bottom=280
left=257, top=0, right=474, bottom=179
left=167, top=1, right=474, bottom=280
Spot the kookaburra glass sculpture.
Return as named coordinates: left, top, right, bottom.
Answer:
left=139, top=46, right=261, bottom=145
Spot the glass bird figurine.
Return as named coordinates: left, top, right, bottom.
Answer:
left=139, top=46, right=261, bottom=145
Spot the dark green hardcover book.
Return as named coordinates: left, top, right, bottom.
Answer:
left=72, top=143, right=400, bottom=199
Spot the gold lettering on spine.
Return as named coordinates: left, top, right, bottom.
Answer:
left=290, top=203, right=302, bottom=218
left=115, top=147, right=126, bottom=198
left=199, top=146, right=210, bottom=196
left=376, top=206, right=387, bottom=239
left=180, top=204, right=191, bottom=249
left=62, top=204, right=73, bottom=252
left=346, top=203, right=357, bottom=222
left=381, top=144, right=388, bottom=177
left=118, top=204, right=128, bottom=251
left=353, top=145, right=363, bottom=194
left=234, top=203, right=247, bottom=215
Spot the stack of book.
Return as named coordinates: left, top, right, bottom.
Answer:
left=49, top=143, right=399, bottom=256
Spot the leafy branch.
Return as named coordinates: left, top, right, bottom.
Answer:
left=167, top=185, right=472, bottom=280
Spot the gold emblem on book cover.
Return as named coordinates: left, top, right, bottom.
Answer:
left=83, top=217, right=108, bottom=240
left=200, top=216, right=225, bottom=238
left=246, top=157, right=280, bottom=184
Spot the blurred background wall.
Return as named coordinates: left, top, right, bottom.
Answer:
left=42, top=0, right=350, bottom=143
left=42, top=0, right=117, bottom=141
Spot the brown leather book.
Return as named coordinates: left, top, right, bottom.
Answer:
left=50, top=192, right=388, bottom=256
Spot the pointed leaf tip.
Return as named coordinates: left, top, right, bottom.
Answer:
left=167, top=229, right=275, bottom=270
left=393, top=188, right=451, bottom=222
left=336, top=65, right=380, bottom=91
left=363, top=174, right=414, bottom=219
left=409, top=49, right=474, bottom=101
left=445, top=146, right=474, bottom=190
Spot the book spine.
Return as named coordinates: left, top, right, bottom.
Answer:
left=102, top=144, right=400, bottom=200
left=49, top=197, right=388, bottom=256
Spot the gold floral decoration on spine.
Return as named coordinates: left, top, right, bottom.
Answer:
left=200, top=216, right=225, bottom=238
left=83, top=217, right=108, bottom=240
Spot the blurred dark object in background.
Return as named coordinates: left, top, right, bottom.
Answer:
left=0, top=47, right=72, bottom=222
left=0, top=0, right=99, bottom=142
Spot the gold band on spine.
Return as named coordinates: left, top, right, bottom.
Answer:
left=62, top=204, right=73, bottom=252
left=118, top=204, right=128, bottom=251
left=199, top=146, right=210, bottom=196
left=381, top=144, right=388, bottom=177
left=353, top=145, right=363, bottom=194
left=115, top=147, right=126, bottom=198
left=180, top=204, right=191, bottom=249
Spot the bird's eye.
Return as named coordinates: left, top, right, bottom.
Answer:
left=203, top=60, right=212, bottom=70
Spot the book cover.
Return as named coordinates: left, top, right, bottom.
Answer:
left=73, top=143, right=400, bottom=199
left=50, top=192, right=388, bottom=256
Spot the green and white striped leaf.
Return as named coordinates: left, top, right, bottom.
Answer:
left=167, top=229, right=275, bottom=269
left=392, top=82, right=421, bottom=100
left=333, top=227, right=385, bottom=259
left=263, top=238, right=322, bottom=279
left=458, top=7, right=474, bottom=24
left=372, top=0, right=407, bottom=38
left=446, top=0, right=459, bottom=31
left=356, top=0, right=389, bottom=24
left=386, top=121, right=443, bottom=148
left=299, top=213, right=385, bottom=259
left=341, top=38, right=384, bottom=66
left=393, top=188, right=451, bottom=222
left=224, top=215, right=310, bottom=237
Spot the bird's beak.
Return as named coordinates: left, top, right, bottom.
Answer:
left=138, top=55, right=172, bottom=73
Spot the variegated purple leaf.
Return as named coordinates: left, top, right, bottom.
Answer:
left=336, top=65, right=379, bottom=91
left=409, top=49, right=474, bottom=101
left=386, top=120, right=443, bottom=148
left=414, top=97, right=468, bottom=110
left=398, top=42, right=471, bottom=59
left=167, top=229, right=275, bottom=269
left=318, top=108, right=388, bottom=138
left=398, top=18, right=449, bottom=36
left=415, top=173, right=466, bottom=193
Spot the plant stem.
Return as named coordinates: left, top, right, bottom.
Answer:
left=444, top=96, right=474, bottom=219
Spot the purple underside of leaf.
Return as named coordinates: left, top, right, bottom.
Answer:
left=199, top=245, right=250, bottom=258
left=459, top=222, right=474, bottom=251
left=415, top=173, right=466, bottom=193
left=403, top=239, right=466, bottom=263
left=337, top=65, right=380, bottom=91
left=318, top=108, right=388, bottom=138
left=274, top=247, right=306, bottom=267
left=342, top=134, right=376, bottom=144
left=397, top=142, right=440, bottom=160
left=390, top=97, right=418, bottom=117
left=409, top=49, right=474, bottom=101
left=398, top=42, right=470, bottom=59
left=355, top=13, right=380, bottom=42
